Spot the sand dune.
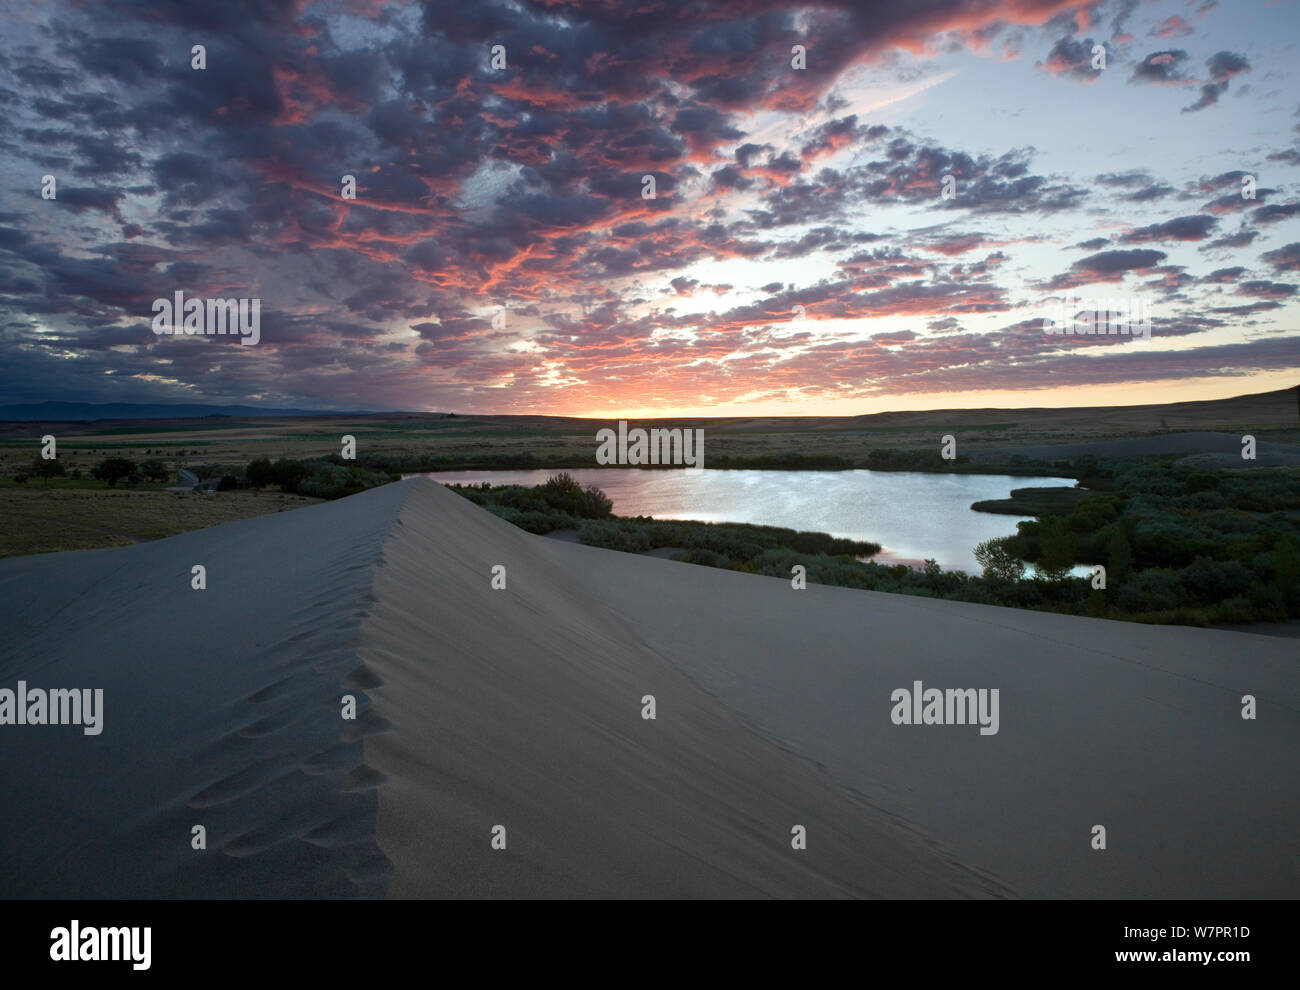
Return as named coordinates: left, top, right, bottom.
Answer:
left=0, top=488, right=402, bottom=897
left=2, top=477, right=1296, bottom=898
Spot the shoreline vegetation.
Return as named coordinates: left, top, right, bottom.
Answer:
left=438, top=463, right=1299, bottom=629
left=4, top=442, right=1298, bottom=630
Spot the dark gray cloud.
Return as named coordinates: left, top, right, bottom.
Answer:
left=1130, top=49, right=1190, bottom=85
left=1119, top=214, right=1218, bottom=243
left=1184, top=51, right=1250, bottom=112
left=1261, top=243, right=1300, bottom=274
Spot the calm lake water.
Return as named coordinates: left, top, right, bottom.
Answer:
left=418, top=468, right=1082, bottom=575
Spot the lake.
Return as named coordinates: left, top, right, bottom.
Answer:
left=416, top=468, right=1083, bottom=575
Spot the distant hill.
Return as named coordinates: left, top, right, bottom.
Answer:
left=0, top=401, right=377, bottom=422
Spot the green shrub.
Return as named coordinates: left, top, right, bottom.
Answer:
left=1116, top=569, right=1183, bottom=613
left=1275, top=533, right=1300, bottom=606
left=1178, top=556, right=1252, bottom=603
left=247, top=457, right=275, bottom=489
left=680, top=548, right=731, bottom=568
left=540, top=473, right=614, bottom=518
left=1107, top=526, right=1134, bottom=581
left=138, top=459, right=169, bottom=482
left=577, top=519, right=651, bottom=552
left=974, top=537, right=1023, bottom=582
left=271, top=459, right=311, bottom=494
left=1035, top=516, right=1077, bottom=581
left=30, top=456, right=66, bottom=485
left=295, top=463, right=391, bottom=499
left=92, top=457, right=137, bottom=487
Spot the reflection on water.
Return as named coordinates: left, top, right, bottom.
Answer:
left=418, top=468, right=1085, bottom=576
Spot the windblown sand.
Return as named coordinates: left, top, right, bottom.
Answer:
left=2, top=477, right=1296, bottom=897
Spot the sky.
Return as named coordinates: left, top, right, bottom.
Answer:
left=0, top=0, right=1298, bottom=417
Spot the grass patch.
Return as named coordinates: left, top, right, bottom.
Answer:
left=0, top=488, right=322, bottom=558
left=89, top=422, right=258, bottom=435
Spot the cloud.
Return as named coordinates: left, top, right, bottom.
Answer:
left=1237, top=280, right=1298, bottom=299
left=1119, top=214, right=1217, bottom=243
left=0, top=0, right=1293, bottom=413
left=1251, top=202, right=1300, bottom=225
left=1044, top=248, right=1168, bottom=290
left=1150, top=17, right=1193, bottom=40
left=1093, top=171, right=1175, bottom=203
left=1200, top=229, right=1259, bottom=251
left=1184, top=51, right=1250, bottom=112
left=1260, top=243, right=1300, bottom=274
left=1202, top=267, right=1247, bottom=283
left=1130, top=49, right=1191, bottom=85
left=1037, top=35, right=1106, bottom=82
left=799, top=115, right=878, bottom=160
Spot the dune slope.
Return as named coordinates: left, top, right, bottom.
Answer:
left=360, top=480, right=997, bottom=897
left=362, top=480, right=1299, bottom=898
left=0, top=484, right=405, bottom=897
left=543, top=531, right=1300, bottom=898
left=3, top=477, right=1296, bottom=898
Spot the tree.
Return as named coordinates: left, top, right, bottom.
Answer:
left=1035, top=516, right=1077, bottom=582
left=922, top=558, right=943, bottom=589
left=246, top=457, right=275, bottom=489
left=271, top=458, right=310, bottom=493
left=30, top=456, right=66, bottom=486
left=92, top=457, right=138, bottom=487
left=1107, top=526, right=1133, bottom=582
left=974, top=537, right=1024, bottom=583
left=139, top=459, right=169, bottom=482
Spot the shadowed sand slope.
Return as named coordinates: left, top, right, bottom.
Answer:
left=366, top=480, right=1300, bottom=898
left=3, top=477, right=1296, bottom=898
left=552, top=545, right=1300, bottom=898
left=0, top=485, right=407, bottom=897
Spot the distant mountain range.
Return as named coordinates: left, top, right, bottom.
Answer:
left=0, top=401, right=377, bottom=422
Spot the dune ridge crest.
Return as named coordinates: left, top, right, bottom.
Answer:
left=0, top=484, right=408, bottom=897
left=4, top=477, right=1296, bottom=899
left=361, top=478, right=1300, bottom=899
left=358, top=478, right=1004, bottom=898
